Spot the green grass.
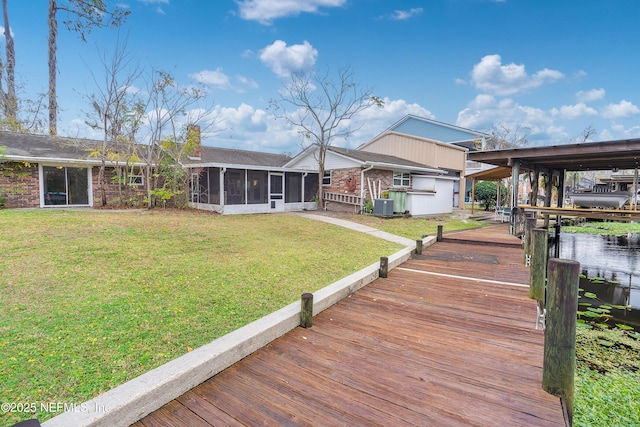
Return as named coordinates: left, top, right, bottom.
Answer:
left=0, top=209, right=403, bottom=424
left=564, top=221, right=640, bottom=235
left=575, top=328, right=640, bottom=426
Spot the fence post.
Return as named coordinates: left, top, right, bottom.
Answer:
left=543, top=258, right=580, bottom=423
left=529, top=228, right=548, bottom=303
left=437, top=225, right=443, bottom=242
left=300, top=293, right=313, bottom=328
left=379, top=256, right=388, bottom=278
left=416, top=239, right=423, bottom=255
left=523, top=217, right=537, bottom=264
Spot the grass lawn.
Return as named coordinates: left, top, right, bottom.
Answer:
left=1, top=209, right=409, bottom=424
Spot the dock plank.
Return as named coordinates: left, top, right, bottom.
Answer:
left=136, top=224, right=565, bottom=427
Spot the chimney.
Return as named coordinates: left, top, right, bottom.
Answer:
left=188, top=125, right=201, bottom=160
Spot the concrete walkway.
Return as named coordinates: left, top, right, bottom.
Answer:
left=287, top=212, right=416, bottom=247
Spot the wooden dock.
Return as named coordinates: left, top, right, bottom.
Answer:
left=133, top=224, right=566, bottom=427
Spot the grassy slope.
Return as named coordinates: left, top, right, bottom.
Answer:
left=1, top=209, right=404, bottom=424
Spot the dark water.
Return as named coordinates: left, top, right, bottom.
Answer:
left=555, top=232, right=640, bottom=329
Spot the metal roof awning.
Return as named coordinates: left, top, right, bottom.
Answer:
left=465, top=166, right=513, bottom=181
left=468, top=138, right=640, bottom=172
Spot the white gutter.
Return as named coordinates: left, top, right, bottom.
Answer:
left=4, top=154, right=147, bottom=167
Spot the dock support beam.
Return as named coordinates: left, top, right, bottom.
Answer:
left=300, top=293, right=313, bottom=328
left=379, top=256, right=388, bottom=278
left=543, top=258, right=580, bottom=424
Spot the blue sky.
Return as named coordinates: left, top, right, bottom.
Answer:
left=3, top=0, right=640, bottom=154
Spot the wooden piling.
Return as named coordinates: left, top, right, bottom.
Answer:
left=379, top=256, right=388, bottom=278
left=543, top=258, right=580, bottom=423
left=529, top=228, right=548, bottom=303
left=416, top=239, right=423, bottom=255
left=300, top=293, right=313, bottom=328
left=437, top=225, right=443, bottom=242
left=523, top=217, right=537, bottom=264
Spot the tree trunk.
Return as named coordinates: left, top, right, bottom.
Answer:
left=48, top=0, right=58, bottom=135
left=2, top=0, right=16, bottom=123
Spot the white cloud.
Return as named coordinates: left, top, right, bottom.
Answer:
left=190, top=68, right=232, bottom=90
left=576, top=88, right=605, bottom=103
left=457, top=94, right=555, bottom=140
left=236, top=0, right=346, bottom=25
left=550, top=103, right=598, bottom=120
left=189, top=68, right=258, bottom=92
left=389, top=8, right=423, bottom=21
left=601, top=100, right=640, bottom=119
left=259, top=40, right=318, bottom=77
left=471, top=54, right=564, bottom=96
left=201, top=97, right=435, bottom=154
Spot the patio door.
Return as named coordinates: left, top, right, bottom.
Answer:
left=42, top=166, right=90, bottom=206
left=269, top=173, right=284, bottom=211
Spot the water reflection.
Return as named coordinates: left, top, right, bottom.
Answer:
left=556, top=232, right=640, bottom=309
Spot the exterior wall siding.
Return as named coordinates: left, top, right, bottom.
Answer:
left=0, top=162, right=40, bottom=208
left=0, top=163, right=146, bottom=208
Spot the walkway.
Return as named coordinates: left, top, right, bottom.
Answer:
left=133, top=223, right=565, bottom=426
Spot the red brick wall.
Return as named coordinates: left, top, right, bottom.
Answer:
left=0, top=162, right=40, bottom=208
left=322, top=167, right=395, bottom=212
left=0, top=163, right=146, bottom=208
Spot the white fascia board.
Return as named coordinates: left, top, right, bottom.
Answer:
left=181, top=162, right=314, bottom=174
left=5, top=154, right=147, bottom=167
left=366, top=161, right=445, bottom=175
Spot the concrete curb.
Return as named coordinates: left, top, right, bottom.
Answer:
left=43, top=219, right=435, bottom=427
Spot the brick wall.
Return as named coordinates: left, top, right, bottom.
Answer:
left=0, top=163, right=146, bottom=209
left=322, top=167, right=396, bottom=212
left=0, top=162, right=40, bottom=208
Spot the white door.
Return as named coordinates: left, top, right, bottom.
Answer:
left=269, top=173, right=284, bottom=211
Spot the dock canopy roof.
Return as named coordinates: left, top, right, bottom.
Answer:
left=468, top=138, right=640, bottom=172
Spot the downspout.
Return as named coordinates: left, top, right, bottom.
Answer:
left=361, top=164, right=375, bottom=214
left=220, top=167, right=226, bottom=211
left=302, top=172, right=308, bottom=208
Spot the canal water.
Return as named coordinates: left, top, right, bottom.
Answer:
left=555, top=232, right=640, bottom=329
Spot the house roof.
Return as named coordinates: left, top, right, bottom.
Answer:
left=285, top=144, right=447, bottom=175
left=0, top=131, right=148, bottom=166
left=0, top=131, right=102, bottom=163
left=366, top=114, right=489, bottom=149
left=181, top=145, right=316, bottom=172
left=327, top=146, right=441, bottom=171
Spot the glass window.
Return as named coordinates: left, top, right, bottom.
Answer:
left=270, top=173, right=283, bottom=200
left=304, top=174, right=319, bottom=202
left=247, top=170, right=268, bottom=204
left=225, top=169, right=246, bottom=205
left=322, top=170, right=331, bottom=186
left=285, top=172, right=302, bottom=203
left=43, top=166, right=89, bottom=206
left=209, top=167, right=220, bottom=204
left=393, top=171, right=410, bottom=187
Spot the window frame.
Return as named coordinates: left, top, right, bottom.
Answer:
left=393, top=171, right=411, bottom=187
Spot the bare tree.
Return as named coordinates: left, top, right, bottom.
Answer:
left=485, top=123, right=531, bottom=150
left=84, top=32, right=141, bottom=206
left=269, top=64, right=383, bottom=201
left=136, top=69, right=215, bottom=209
left=2, top=0, right=16, bottom=124
left=48, top=0, right=129, bottom=135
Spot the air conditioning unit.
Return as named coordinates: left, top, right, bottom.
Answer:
left=373, top=198, right=394, bottom=217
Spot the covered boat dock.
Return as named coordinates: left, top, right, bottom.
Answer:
left=467, top=138, right=640, bottom=223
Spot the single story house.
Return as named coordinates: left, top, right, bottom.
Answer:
left=357, top=115, right=489, bottom=206
left=183, top=145, right=319, bottom=215
left=0, top=132, right=146, bottom=208
left=284, top=145, right=458, bottom=216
